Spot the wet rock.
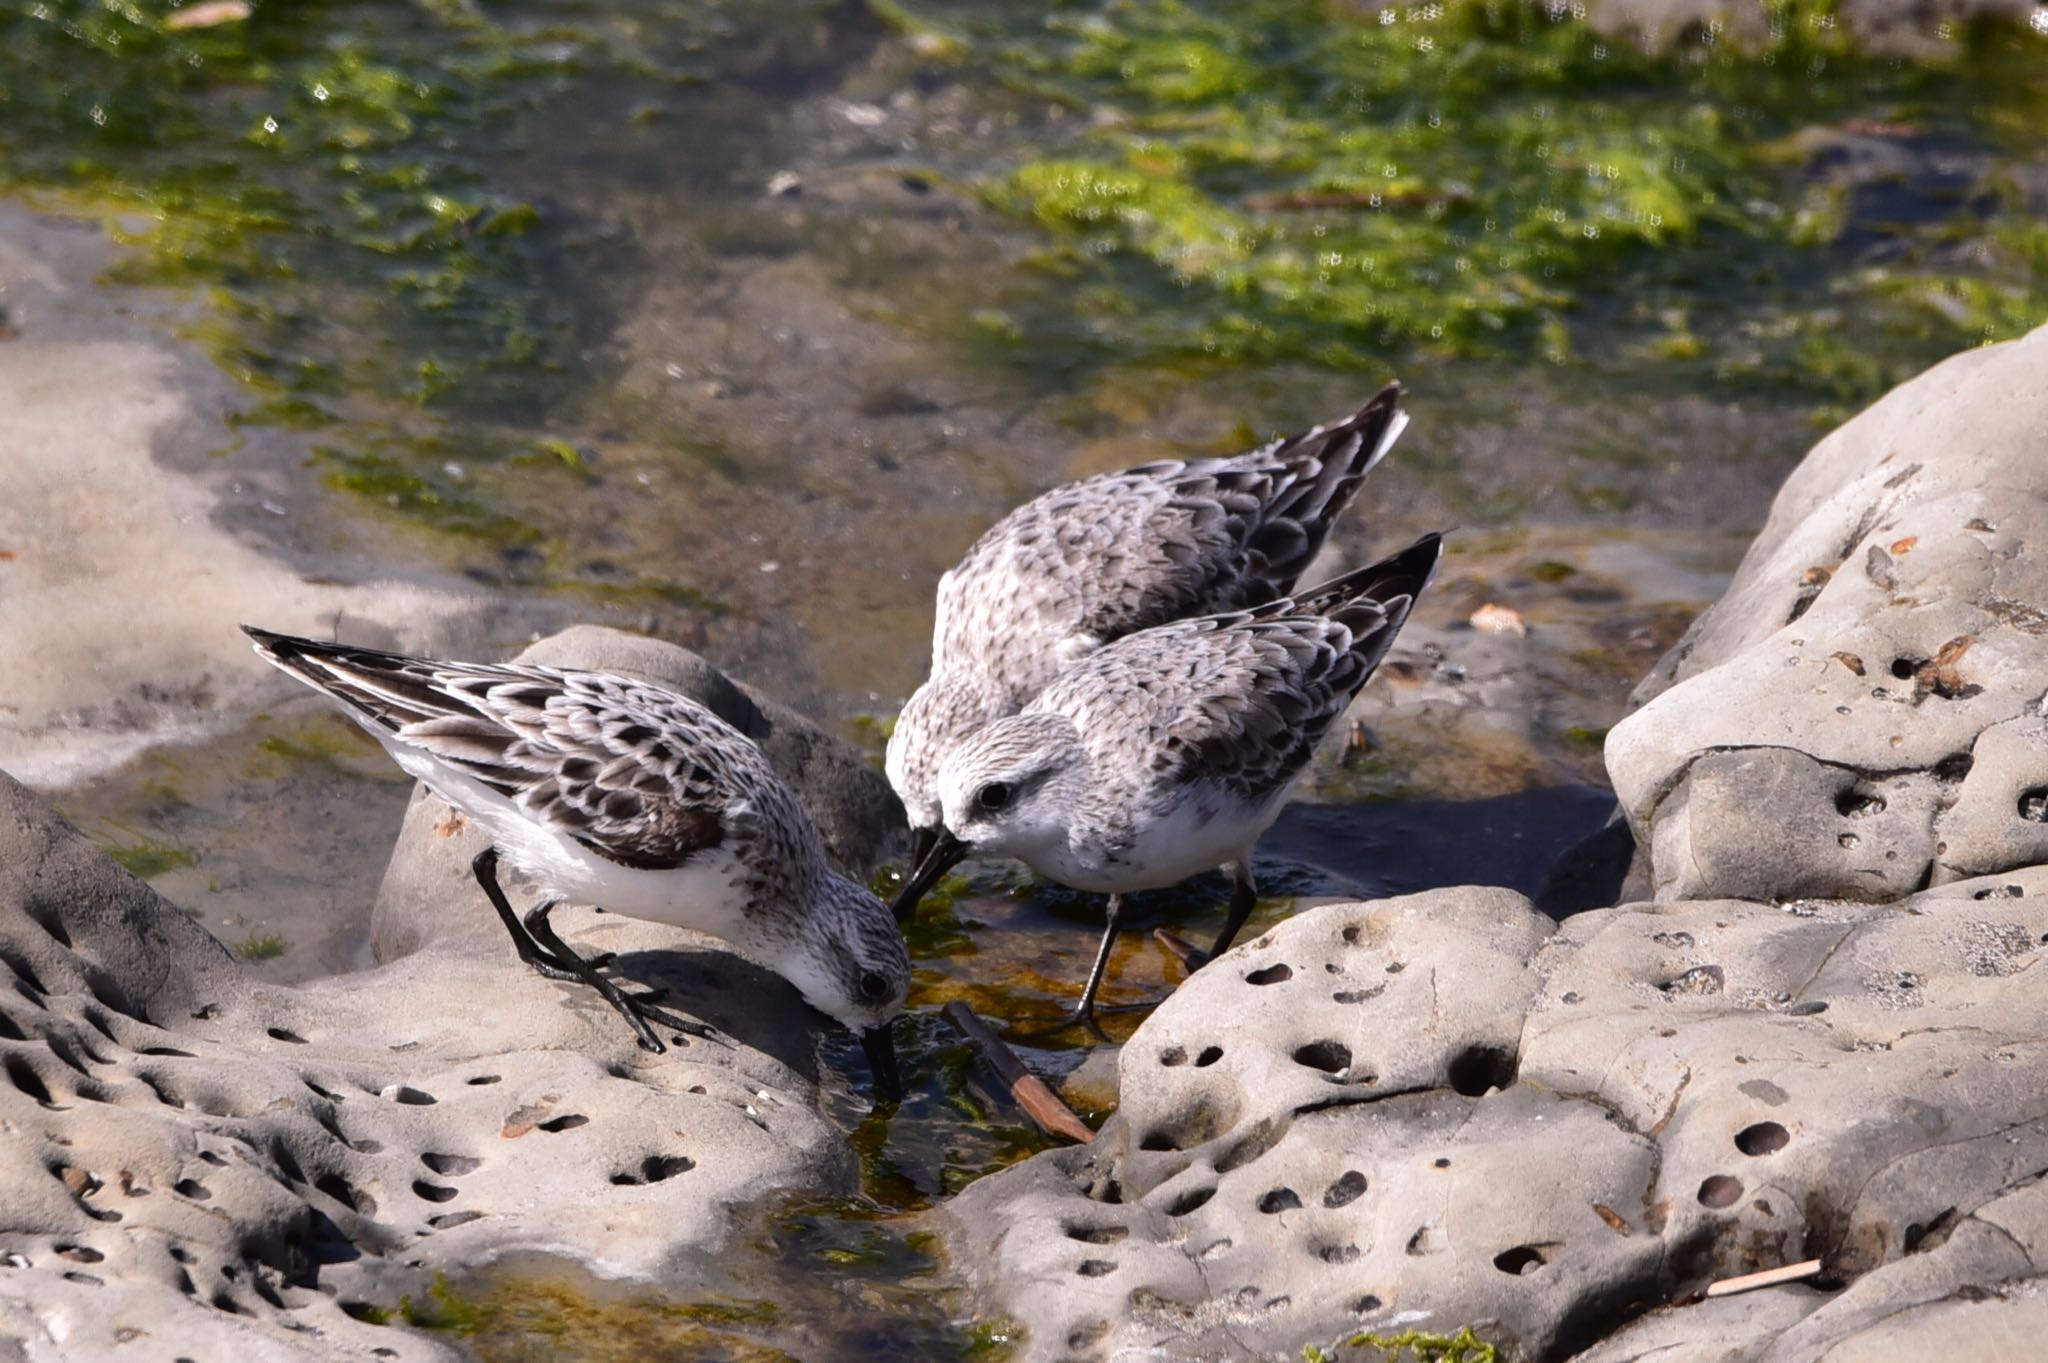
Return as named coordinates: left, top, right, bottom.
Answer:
left=0, top=767, right=855, bottom=1362
left=0, top=203, right=474, bottom=790
left=372, top=624, right=901, bottom=962
left=1609, top=321, right=2048, bottom=904
left=947, top=868, right=2048, bottom=1360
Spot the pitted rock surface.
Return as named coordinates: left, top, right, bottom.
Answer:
left=1607, top=320, right=2048, bottom=904
left=948, top=869, right=2048, bottom=1360
left=0, top=745, right=857, bottom=1360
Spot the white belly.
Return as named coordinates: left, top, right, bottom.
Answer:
left=1038, top=787, right=1289, bottom=894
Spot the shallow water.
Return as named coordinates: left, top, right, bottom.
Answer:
left=8, top=0, right=2046, bottom=1355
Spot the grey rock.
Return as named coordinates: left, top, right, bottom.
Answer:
left=0, top=767, right=856, bottom=1363
left=948, top=868, right=2048, bottom=1361
left=371, top=623, right=902, bottom=962
left=1584, top=1178, right=2048, bottom=1361
left=1608, top=320, right=2048, bottom=904
left=1645, top=749, right=1947, bottom=905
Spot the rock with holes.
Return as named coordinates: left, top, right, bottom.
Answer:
left=369, top=623, right=902, bottom=962
left=1607, top=320, right=2048, bottom=904
left=0, top=766, right=857, bottom=1362
left=948, top=887, right=1613, bottom=1361
left=949, top=866, right=2048, bottom=1360
left=1577, top=1174, right=2048, bottom=1362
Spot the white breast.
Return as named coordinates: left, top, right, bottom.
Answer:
left=1040, top=785, right=1291, bottom=894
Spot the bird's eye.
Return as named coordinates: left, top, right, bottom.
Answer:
left=859, top=970, right=890, bottom=1002
left=975, top=781, right=1014, bottom=812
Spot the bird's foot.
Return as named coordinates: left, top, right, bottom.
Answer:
left=1008, top=997, right=1162, bottom=1042
left=621, top=989, right=721, bottom=1042
left=517, top=948, right=590, bottom=984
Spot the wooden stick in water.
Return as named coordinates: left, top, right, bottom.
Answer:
left=1153, top=928, right=1204, bottom=971
left=941, top=1002, right=1094, bottom=1144
left=1703, top=1259, right=1823, bottom=1298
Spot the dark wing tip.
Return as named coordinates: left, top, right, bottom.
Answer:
left=1293, top=531, right=1445, bottom=616
left=1374, top=529, right=1445, bottom=596
left=1305, top=379, right=1404, bottom=450
left=1355, top=379, right=1403, bottom=421
left=242, top=625, right=360, bottom=679
left=240, top=624, right=308, bottom=659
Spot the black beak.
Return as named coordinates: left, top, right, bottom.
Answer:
left=907, top=824, right=939, bottom=876
left=891, top=829, right=967, bottom=924
left=862, top=1023, right=903, bottom=1102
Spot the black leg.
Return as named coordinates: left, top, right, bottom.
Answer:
left=1063, top=894, right=1126, bottom=1038
left=1203, top=862, right=1261, bottom=965
left=474, top=849, right=713, bottom=1052
left=471, top=849, right=585, bottom=983
left=521, top=898, right=717, bottom=1047
left=1155, top=863, right=1260, bottom=975
left=522, top=900, right=613, bottom=973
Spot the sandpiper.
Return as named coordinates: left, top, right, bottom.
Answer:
left=890, top=533, right=1442, bottom=1030
left=886, top=384, right=1409, bottom=900
left=243, top=628, right=909, bottom=1096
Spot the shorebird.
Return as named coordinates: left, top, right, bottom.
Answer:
left=889, top=533, right=1442, bottom=1030
left=885, top=384, right=1409, bottom=899
left=243, top=628, right=909, bottom=1096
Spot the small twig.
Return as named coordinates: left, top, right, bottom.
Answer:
left=1153, top=928, right=1204, bottom=971
left=1703, top=1258, right=1823, bottom=1298
left=941, top=1002, right=1094, bottom=1144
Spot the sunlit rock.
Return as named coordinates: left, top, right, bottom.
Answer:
left=1609, top=320, right=2048, bottom=903
left=0, top=626, right=881, bottom=1362
left=950, top=871, right=2048, bottom=1360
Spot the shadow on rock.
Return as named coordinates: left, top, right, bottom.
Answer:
left=607, top=944, right=823, bottom=1084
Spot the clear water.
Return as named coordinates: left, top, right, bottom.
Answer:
left=7, top=0, right=2045, bottom=1354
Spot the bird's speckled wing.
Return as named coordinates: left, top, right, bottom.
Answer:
left=242, top=630, right=796, bottom=872
left=1030, top=532, right=1442, bottom=806
left=930, top=385, right=1406, bottom=704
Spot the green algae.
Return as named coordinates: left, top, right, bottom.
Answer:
left=0, top=0, right=792, bottom=574
left=385, top=1221, right=1016, bottom=1360
left=96, top=826, right=198, bottom=879
left=237, top=932, right=289, bottom=960
left=314, top=446, right=543, bottom=544
left=251, top=713, right=397, bottom=779
left=1307, top=1327, right=1500, bottom=1363
left=555, top=574, right=729, bottom=617
left=884, top=0, right=2048, bottom=402
left=0, top=1, right=585, bottom=413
